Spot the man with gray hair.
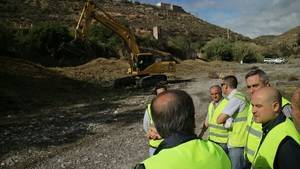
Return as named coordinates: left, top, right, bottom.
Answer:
left=199, top=85, right=229, bottom=153
left=244, top=68, right=292, bottom=167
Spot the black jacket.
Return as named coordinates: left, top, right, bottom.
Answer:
left=261, top=113, right=300, bottom=169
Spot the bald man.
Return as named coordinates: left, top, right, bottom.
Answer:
left=251, top=87, right=300, bottom=169
left=134, top=90, right=231, bottom=169
left=292, top=88, right=300, bottom=133
left=244, top=69, right=292, bottom=167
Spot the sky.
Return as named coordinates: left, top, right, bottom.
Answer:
left=138, top=0, right=300, bottom=38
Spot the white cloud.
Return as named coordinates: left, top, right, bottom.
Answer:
left=225, top=0, right=300, bottom=38
left=140, top=0, right=300, bottom=38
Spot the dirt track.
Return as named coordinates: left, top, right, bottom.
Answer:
left=1, top=58, right=300, bottom=169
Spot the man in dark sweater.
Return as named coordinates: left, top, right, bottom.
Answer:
left=250, top=87, right=300, bottom=169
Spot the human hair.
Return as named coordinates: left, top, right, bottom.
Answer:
left=223, top=75, right=238, bottom=89
left=209, top=85, right=222, bottom=92
left=150, top=90, right=195, bottom=138
left=245, top=68, right=269, bottom=84
left=263, top=87, right=282, bottom=111
left=273, top=89, right=282, bottom=110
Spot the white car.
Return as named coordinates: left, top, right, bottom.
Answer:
left=263, top=57, right=287, bottom=64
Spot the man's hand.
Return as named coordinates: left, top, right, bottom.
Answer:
left=146, top=127, right=161, bottom=140
left=217, top=113, right=230, bottom=124
left=198, top=122, right=208, bottom=138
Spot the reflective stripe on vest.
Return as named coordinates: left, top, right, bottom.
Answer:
left=281, top=97, right=291, bottom=107
left=228, top=91, right=249, bottom=147
left=252, top=118, right=300, bottom=169
left=245, top=97, right=291, bottom=163
left=143, top=139, right=232, bottom=169
left=208, top=98, right=229, bottom=143
left=147, top=104, right=164, bottom=148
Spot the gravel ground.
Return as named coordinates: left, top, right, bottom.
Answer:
left=1, top=59, right=300, bottom=169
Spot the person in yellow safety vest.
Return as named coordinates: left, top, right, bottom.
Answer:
left=216, top=75, right=249, bottom=169
left=199, top=85, right=229, bottom=153
left=292, top=88, right=300, bottom=133
left=143, top=84, right=167, bottom=156
left=250, top=87, right=300, bottom=169
left=244, top=69, right=292, bottom=168
left=134, top=90, right=231, bottom=169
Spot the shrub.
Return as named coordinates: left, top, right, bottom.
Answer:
left=166, top=35, right=200, bottom=59
left=232, top=41, right=258, bottom=63
left=137, top=36, right=162, bottom=49
left=202, top=38, right=232, bottom=61
left=0, top=21, right=14, bottom=56
left=87, top=24, right=124, bottom=57
left=14, top=22, right=72, bottom=65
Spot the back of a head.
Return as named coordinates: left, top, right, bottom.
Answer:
left=150, top=90, right=195, bottom=138
left=245, top=68, right=269, bottom=83
left=223, top=75, right=238, bottom=89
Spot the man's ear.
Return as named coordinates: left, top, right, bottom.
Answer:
left=273, top=101, right=280, bottom=112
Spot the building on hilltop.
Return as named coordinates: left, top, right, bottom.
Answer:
left=155, top=2, right=185, bottom=12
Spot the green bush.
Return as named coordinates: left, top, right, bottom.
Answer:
left=137, top=36, right=162, bottom=49
left=166, top=35, right=201, bottom=59
left=0, top=22, right=14, bottom=56
left=87, top=24, right=124, bottom=57
left=14, top=22, right=72, bottom=65
left=202, top=38, right=232, bottom=61
left=232, top=41, right=258, bottom=63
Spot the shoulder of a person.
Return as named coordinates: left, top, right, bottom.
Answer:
left=277, top=136, right=300, bottom=157
left=134, top=164, right=145, bottom=169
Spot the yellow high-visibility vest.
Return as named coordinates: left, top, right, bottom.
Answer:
left=208, top=98, right=229, bottom=143
left=252, top=118, right=300, bottom=169
left=228, top=91, right=249, bottom=147
left=143, top=139, right=231, bottom=169
left=245, top=97, right=291, bottom=163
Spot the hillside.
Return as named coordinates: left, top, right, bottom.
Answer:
left=0, top=56, right=127, bottom=116
left=0, top=0, right=249, bottom=44
left=254, top=26, right=300, bottom=57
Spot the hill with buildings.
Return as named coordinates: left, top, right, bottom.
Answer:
left=0, top=0, right=249, bottom=44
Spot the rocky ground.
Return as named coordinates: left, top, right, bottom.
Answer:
left=1, top=58, right=300, bottom=169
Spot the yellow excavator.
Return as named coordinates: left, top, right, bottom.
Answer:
left=74, top=0, right=176, bottom=87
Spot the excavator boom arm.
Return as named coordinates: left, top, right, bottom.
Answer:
left=75, top=0, right=140, bottom=55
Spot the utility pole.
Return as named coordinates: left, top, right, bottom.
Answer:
left=227, top=28, right=230, bottom=40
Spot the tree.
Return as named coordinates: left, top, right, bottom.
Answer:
left=0, top=21, right=14, bottom=56
left=202, top=38, right=232, bottom=61
left=232, top=42, right=258, bottom=63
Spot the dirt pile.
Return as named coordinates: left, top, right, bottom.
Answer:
left=57, top=58, right=129, bottom=87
